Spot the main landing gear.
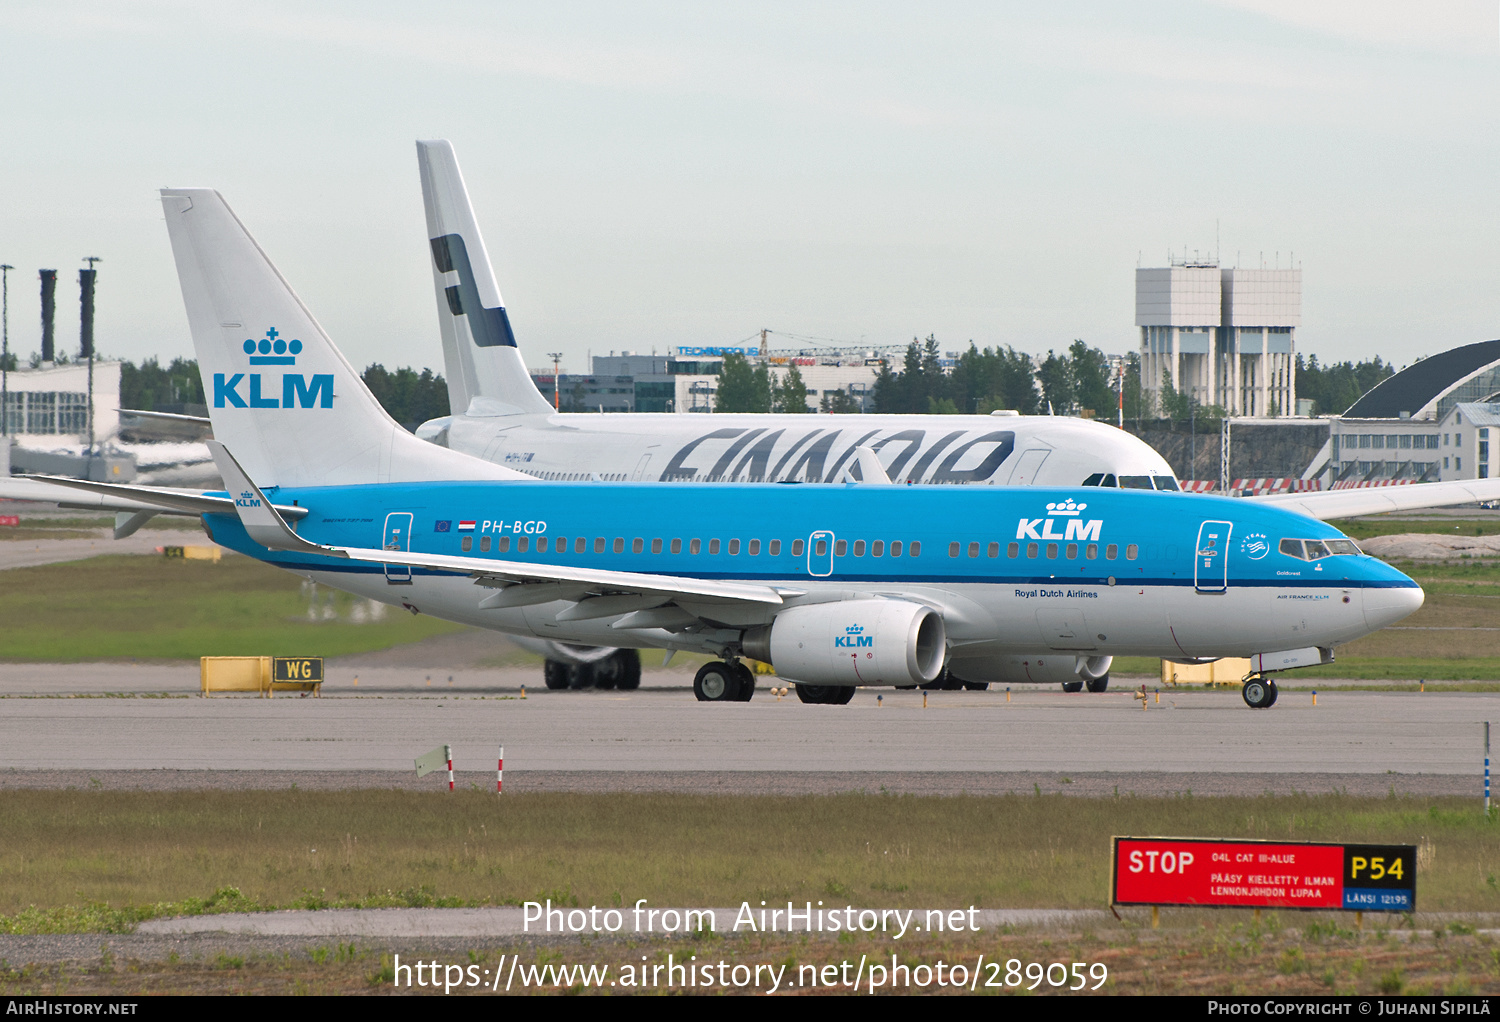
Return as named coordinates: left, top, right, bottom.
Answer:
left=1241, top=675, right=1279, bottom=709
left=694, top=660, right=756, bottom=702
left=794, top=684, right=855, bottom=705
left=542, top=650, right=642, bottom=691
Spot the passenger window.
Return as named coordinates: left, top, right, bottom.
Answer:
left=835, top=540, right=847, bottom=556
left=872, top=540, right=883, bottom=557
left=853, top=540, right=865, bottom=556
left=815, top=539, right=827, bottom=556
left=552, top=536, right=563, bottom=552
left=518, top=537, right=529, bottom=553
left=1026, top=542, right=1038, bottom=558
left=770, top=539, right=781, bottom=555
left=498, top=537, right=511, bottom=553
left=709, top=539, right=721, bottom=555
left=690, top=539, right=701, bottom=554
left=1065, top=543, right=1077, bottom=559
left=480, top=536, right=492, bottom=553
left=792, top=539, right=804, bottom=556
left=613, top=538, right=624, bottom=554
left=1086, top=543, right=1097, bottom=560
left=1046, top=543, right=1058, bottom=559
left=950, top=542, right=961, bottom=558
left=1105, top=543, right=1117, bottom=560
left=1279, top=538, right=1304, bottom=559
left=671, top=539, right=682, bottom=554
left=632, top=538, right=644, bottom=554
left=461, top=536, right=472, bottom=552
left=651, top=538, right=662, bottom=554
left=594, top=537, right=604, bottom=553
left=890, top=541, right=902, bottom=557
left=749, top=539, right=761, bottom=555
left=1007, top=542, right=1018, bottom=558
left=968, top=542, right=979, bottom=558
left=988, top=542, right=999, bottom=558
left=536, top=537, right=548, bottom=552
left=910, top=542, right=921, bottom=556
left=575, top=537, right=586, bottom=553
left=728, top=539, right=740, bottom=555
left=1126, top=544, right=1138, bottom=560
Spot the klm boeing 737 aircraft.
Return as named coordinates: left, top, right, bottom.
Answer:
left=8, top=186, right=1422, bottom=712
left=406, top=140, right=1487, bottom=694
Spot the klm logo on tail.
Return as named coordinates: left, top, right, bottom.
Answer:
left=214, top=328, right=334, bottom=409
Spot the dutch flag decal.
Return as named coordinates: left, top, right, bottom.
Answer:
left=458, top=521, right=476, bottom=532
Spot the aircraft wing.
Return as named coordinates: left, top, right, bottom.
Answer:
left=0, top=474, right=308, bottom=520
left=1251, top=479, right=1500, bottom=521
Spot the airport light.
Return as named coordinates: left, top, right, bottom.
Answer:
left=0, top=264, right=11, bottom=436
left=547, top=351, right=563, bottom=409
left=80, top=257, right=101, bottom=453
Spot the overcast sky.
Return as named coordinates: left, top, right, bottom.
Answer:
left=2, top=1, right=1498, bottom=374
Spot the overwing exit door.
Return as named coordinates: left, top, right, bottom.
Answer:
left=807, top=531, right=834, bottom=577
left=383, top=512, right=414, bottom=585
left=1194, top=520, right=1231, bottom=593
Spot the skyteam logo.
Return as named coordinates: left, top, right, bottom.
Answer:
left=1016, top=500, right=1102, bottom=542
left=835, top=624, right=873, bottom=649
left=214, top=328, right=333, bottom=410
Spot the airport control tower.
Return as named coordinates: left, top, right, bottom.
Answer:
left=1136, top=258, right=1300, bottom=417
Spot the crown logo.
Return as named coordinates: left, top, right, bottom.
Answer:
left=1045, top=499, right=1085, bottom=516
left=244, top=327, right=302, bottom=366
left=846, top=624, right=864, bottom=634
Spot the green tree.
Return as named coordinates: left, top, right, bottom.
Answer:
left=772, top=363, right=811, bottom=413
left=119, top=357, right=206, bottom=410
left=1036, top=350, right=1074, bottom=413
left=1296, top=354, right=1393, bottom=416
left=1122, top=353, right=1149, bottom=423
left=820, top=390, right=862, bottom=414
left=361, top=364, right=451, bottom=428
left=714, top=352, right=772, bottom=413
left=1068, top=340, right=1114, bottom=418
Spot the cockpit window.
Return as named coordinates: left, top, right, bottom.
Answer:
left=1280, top=538, right=1361, bottom=560
left=1082, top=473, right=1103, bottom=486
left=1153, top=477, right=1179, bottom=491
left=1119, top=475, right=1154, bottom=490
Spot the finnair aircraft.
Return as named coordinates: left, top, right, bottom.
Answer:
left=408, top=140, right=1496, bottom=693
left=14, top=186, right=1424, bottom=711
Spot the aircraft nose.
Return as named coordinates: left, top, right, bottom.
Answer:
left=1363, top=584, right=1424, bottom=631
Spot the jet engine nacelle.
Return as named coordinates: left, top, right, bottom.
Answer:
left=745, top=600, right=946, bottom=687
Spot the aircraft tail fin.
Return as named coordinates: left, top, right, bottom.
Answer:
left=417, top=139, right=554, bottom=417
left=160, top=187, right=529, bottom=489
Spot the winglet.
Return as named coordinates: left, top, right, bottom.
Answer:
left=839, top=446, right=893, bottom=485
left=207, top=440, right=346, bottom=558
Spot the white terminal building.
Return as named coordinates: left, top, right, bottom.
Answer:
left=1136, top=260, right=1300, bottom=417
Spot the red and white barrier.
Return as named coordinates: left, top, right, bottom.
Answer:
left=446, top=743, right=454, bottom=792
left=497, top=745, right=504, bottom=794
left=1329, top=478, right=1418, bottom=490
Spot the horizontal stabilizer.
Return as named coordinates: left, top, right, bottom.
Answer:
left=208, top=441, right=345, bottom=558
left=9, top=474, right=307, bottom=520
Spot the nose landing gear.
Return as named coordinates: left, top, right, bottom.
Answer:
left=1241, top=675, right=1279, bottom=709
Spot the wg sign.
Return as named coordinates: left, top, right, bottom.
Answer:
left=1111, top=837, right=1416, bottom=912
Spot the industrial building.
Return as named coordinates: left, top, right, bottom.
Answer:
left=530, top=348, right=880, bottom=413
left=1136, top=260, right=1300, bottom=418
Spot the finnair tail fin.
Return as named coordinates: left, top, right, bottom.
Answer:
left=160, top=187, right=528, bottom=489
left=417, top=139, right=554, bottom=417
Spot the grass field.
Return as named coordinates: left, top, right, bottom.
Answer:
left=0, top=554, right=468, bottom=661
left=1334, top=517, right=1500, bottom=542
left=1, top=791, right=1497, bottom=933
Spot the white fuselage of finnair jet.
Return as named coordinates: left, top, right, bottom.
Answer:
left=417, top=411, right=1179, bottom=490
